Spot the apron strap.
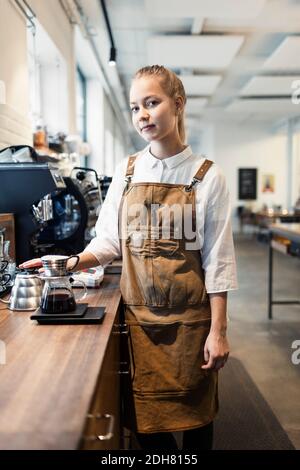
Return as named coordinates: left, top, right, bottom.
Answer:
left=193, top=159, right=214, bottom=181
left=120, top=153, right=139, bottom=258
left=125, top=154, right=138, bottom=182
left=185, top=158, right=214, bottom=192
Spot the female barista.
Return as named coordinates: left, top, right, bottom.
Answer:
left=20, top=65, right=238, bottom=450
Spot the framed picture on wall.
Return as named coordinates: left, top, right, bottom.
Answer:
left=238, top=168, right=257, bottom=200
left=262, top=174, right=275, bottom=193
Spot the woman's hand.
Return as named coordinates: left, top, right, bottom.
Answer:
left=202, top=291, right=229, bottom=371
left=201, top=330, right=230, bottom=372
left=19, top=257, right=76, bottom=272
left=19, top=252, right=100, bottom=272
left=19, top=258, right=43, bottom=270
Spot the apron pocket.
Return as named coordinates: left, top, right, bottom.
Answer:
left=120, top=256, right=156, bottom=305
left=126, top=234, right=152, bottom=257
left=182, top=321, right=211, bottom=389
left=151, top=239, right=179, bottom=258
left=128, top=322, right=187, bottom=395
left=126, top=236, right=179, bottom=258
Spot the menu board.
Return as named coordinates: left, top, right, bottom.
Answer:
left=238, top=168, right=257, bottom=200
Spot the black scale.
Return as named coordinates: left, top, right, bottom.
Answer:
left=30, top=304, right=105, bottom=324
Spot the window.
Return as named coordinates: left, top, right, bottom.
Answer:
left=76, top=67, right=87, bottom=142
left=27, top=20, right=68, bottom=134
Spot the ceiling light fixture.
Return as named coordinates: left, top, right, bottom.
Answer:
left=100, top=0, right=117, bottom=67
left=109, top=46, right=117, bottom=67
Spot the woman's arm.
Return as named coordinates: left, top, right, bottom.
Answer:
left=201, top=292, right=230, bottom=372
left=19, top=250, right=100, bottom=271
left=196, top=165, right=236, bottom=371
left=68, top=251, right=100, bottom=271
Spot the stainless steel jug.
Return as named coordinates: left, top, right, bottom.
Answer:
left=0, top=272, right=43, bottom=311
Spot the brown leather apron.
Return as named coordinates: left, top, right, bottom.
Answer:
left=119, top=155, right=218, bottom=433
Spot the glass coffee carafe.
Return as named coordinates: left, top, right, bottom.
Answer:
left=41, top=276, right=87, bottom=314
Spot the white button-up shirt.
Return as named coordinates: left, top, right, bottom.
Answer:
left=85, top=145, right=238, bottom=293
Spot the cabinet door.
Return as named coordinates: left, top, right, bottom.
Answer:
left=80, top=313, right=120, bottom=450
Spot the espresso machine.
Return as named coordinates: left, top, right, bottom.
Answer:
left=0, top=146, right=101, bottom=264
left=34, top=175, right=89, bottom=256
left=0, top=161, right=66, bottom=264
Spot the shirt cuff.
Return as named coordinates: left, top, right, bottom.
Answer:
left=206, top=285, right=239, bottom=294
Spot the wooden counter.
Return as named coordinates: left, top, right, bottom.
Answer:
left=0, top=275, right=123, bottom=450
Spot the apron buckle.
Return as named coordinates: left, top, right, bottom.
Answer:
left=185, top=177, right=200, bottom=192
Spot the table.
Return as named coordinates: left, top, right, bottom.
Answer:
left=238, top=210, right=300, bottom=235
left=268, top=224, right=300, bottom=319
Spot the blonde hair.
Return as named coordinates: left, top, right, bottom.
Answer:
left=133, top=65, right=187, bottom=143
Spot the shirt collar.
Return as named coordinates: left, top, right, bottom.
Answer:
left=144, top=145, right=193, bottom=169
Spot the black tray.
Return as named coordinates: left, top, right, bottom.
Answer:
left=31, top=303, right=88, bottom=318
left=30, top=306, right=105, bottom=324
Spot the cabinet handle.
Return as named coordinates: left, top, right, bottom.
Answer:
left=113, top=329, right=129, bottom=336
left=84, top=413, right=115, bottom=441
left=118, top=361, right=130, bottom=374
left=97, top=413, right=115, bottom=441
left=112, top=323, right=129, bottom=335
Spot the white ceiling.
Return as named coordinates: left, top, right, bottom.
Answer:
left=263, top=36, right=300, bottom=70
left=147, top=35, right=245, bottom=69
left=185, top=98, right=208, bottom=115
left=145, top=0, right=267, bottom=19
left=226, top=97, right=300, bottom=115
left=239, top=76, right=298, bottom=96
left=181, top=75, right=222, bottom=96
left=78, top=0, right=300, bottom=149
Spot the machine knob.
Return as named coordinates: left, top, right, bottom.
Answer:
left=76, top=171, right=86, bottom=181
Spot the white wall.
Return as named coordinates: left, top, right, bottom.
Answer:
left=0, top=0, right=129, bottom=169
left=87, top=80, right=127, bottom=176
left=39, top=60, right=68, bottom=135
left=86, top=79, right=104, bottom=174
left=0, top=0, right=76, bottom=148
left=196, top=122, right=215, bottom=159
left=0, top=1, right=28, bottom=115
left=0, top=1, right=32, bottom=147
left=75, top=25, right=128, bottom=176
left=29, top=0, right=76, bottom=133
left=103, top=92, right=115, bottom=176
left=115, top=123, right=126, bottom=165
left=199, top=121, right=289, bottom=232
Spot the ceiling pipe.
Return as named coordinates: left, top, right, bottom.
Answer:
left=99, top=0, right=117, bottom=66
left=59, top=0, right=132, bottom=147
left=14, top=0, right=36, bottom=32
